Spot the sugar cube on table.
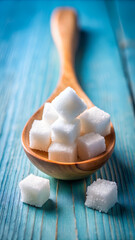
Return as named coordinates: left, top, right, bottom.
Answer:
left=80, top=106, right=111, bottom=136
left=19, top=174, right=50, bottom=207
left=48, top=142, right=77, bottom=162
left=77, top=132, right=106, bottom=160
left=42, top=102, right=59, bottom=125
left=52, top=87, right=87, bottom=122
left=85, top=178, right=118, bottom=213
left=29, top=120, right=51, bottom=152
left=51, top=118, right=80, bottom=144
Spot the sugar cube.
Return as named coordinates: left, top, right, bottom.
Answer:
left=42, top=102, right=59, bottom=125
left=19, top=174, right=50, bottom=207
left=80, top=106, right=111, bottom=136
left=48, top=142, right=77, bottom=162
left=29, top=120, right=51, bottom=152
left=77, top=132, right=106, bottom=160
left=52, top=87, right=87, bottom=122
left=51, top=118, right=80, bottom=144
left=85, top=178, right=118, bottom=213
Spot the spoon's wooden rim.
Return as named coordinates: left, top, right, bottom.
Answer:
left=21, top=103, right=115, bottom=166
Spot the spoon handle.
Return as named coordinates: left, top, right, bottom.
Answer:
left=50, top=8, right=93, bottom=107
left=51, top=8, right=78, bottom=81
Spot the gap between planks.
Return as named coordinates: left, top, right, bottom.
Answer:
left=55, top=180, right=59, bottom=240
left=71, top=184, right=79, bottom=240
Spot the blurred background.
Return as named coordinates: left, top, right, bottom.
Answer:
left=0, top=1, right=135, bottom=240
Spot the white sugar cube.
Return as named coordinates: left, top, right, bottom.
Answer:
left=42, top=102, right=59, bottom=125
left=85, top=179, right=118, bottom=213
left=80, top=106, right=111, bottom=136
left=77, top=132, right=106, bottom=160
left=48, top=142, right=77, bottom=162
left=29, top=120, right=51, bottom=152
left=52, top=87, right=87, bottom=122
left=51, top=118, right=80, bottom=144
left=19, top=174, right=50, bottom=207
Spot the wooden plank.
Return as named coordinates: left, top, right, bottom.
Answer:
left=71, top=180, right=89, bottom=240
left=0, top=1, right=135, bottom=240
left=56, top=181, right=77, bottom=240
left=116, top=0, right=135, bottom=102
left=106, top=0, right=135, bottom=106
left=0, top=2, right=57, bottom=240
left=124, top=48, right=135, bottom=103
left=116, top=1, right=135, bottom=41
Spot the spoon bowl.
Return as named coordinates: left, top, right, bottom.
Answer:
left=21, top=8, right=115, bottom=180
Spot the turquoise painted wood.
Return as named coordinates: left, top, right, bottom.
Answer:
left=0, top=1, right=135, bottom=240
left=116, top=0, right=135, bottom=103
left=106, top=0, right=135, bottom=105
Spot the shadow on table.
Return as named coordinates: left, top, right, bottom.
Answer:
left=107, top=202, right=135, bottom=218
left=75, top=29, right=100, bottom=92
left=75, top=29, right=90, bottom=86
left=42, top=199, right=56, bottom=211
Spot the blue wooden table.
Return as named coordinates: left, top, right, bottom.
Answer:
left=0, top=1, right=135, bottom=239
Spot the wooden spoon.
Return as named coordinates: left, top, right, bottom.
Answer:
left=21, top=8, right=115, bottom=180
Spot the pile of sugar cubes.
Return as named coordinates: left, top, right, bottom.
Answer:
left=85, top=178, right=118, bottom=213
left=29, top=87, right=111, bottom=162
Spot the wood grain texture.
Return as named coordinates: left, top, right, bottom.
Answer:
left=0, top=1, right=135, bottom=240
